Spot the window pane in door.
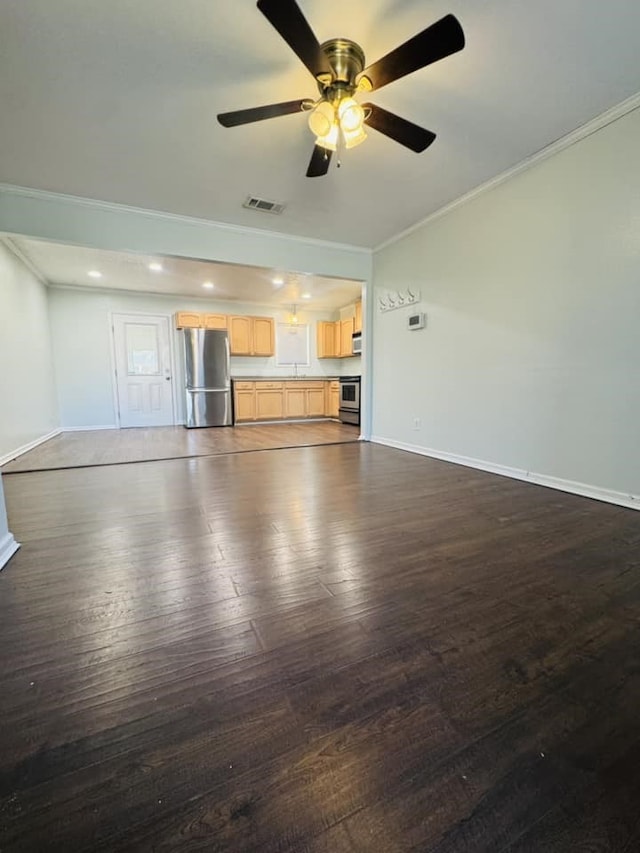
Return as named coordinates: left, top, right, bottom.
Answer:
left=126, top=324, right=160, bottom=375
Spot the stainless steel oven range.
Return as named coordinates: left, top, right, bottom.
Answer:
left=339, top=375, right=361, bottom=426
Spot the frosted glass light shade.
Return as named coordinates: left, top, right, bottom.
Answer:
left=308, top=101, right=335, bottom=138
left=315, top=122, right=339, bottom=151
left=342, top=125, right=367, bottom=149
left=338, top=98, right=365, bottom=133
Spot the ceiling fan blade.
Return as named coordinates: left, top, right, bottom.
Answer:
left=257, top=0, right=333, bottom=80
left=363, top=104, right=436, bottom=153
left=217, top=100, right=308, bottom=127
left=306, top=144, right=332, bottom=177
left=360, top=14, right=465, bottom=92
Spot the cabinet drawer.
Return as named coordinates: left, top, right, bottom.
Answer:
left=256, top=381, right=283, bottom=390
left=234, top=381, right=254, bottom=390
left=285, top=381, right=324, bottom=390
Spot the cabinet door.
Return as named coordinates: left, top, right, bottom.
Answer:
left=317, top=321, right=336, bottom=358
left=354, top=300, right=362, bottom=334
left=340, top=319, right=354, bottom=358
left=285, top=388, right=306, bottom=418
left=252, top=317, right=275, bottom=356
left=175, top=311, right=202, bottom=329
left=234, top=389, right=255, bottom=421
left=255, top=389, right=284, bottom=419
left=306, top=388, right=326, bottom=417
left=228, top=316, right=252, bottom=355
left=330, top=387, right=340, bottom=418
left=203, top=313, right=227, bottom=330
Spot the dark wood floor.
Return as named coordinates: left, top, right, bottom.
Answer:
left=1, top=421, right=358, bottom=473
left=1, top=442, right=640, bottom=852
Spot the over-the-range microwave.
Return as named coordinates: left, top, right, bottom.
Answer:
left=352, top=333, right=362, bottom=355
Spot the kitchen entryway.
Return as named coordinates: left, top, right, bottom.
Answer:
left=1, top=422, right=359, bottom=473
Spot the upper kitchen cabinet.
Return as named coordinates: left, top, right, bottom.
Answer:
left=228, top=316, right=251, bottom=354
left=252, top=316, right=275, bottom=356
left=175, top=311, right=226, bottom=329
left=317, top=321, right=337, bottom=358
left=340, top=318, right=354, bottom=357
left=175, top=311, right=202, bottom=329
left=229, top=315, right=274, bottom=357
left=203, top=313, right=227, bottom=330
left=354, top=300, right=362, bottom=334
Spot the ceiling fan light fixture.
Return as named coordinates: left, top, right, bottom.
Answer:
left=308, top=101, right=335, bottom=138
left=315, top=122, right=339, bottom=151
left=342, top=124, right=368, bottom=149
left=337, top=97, right=365, bottom=133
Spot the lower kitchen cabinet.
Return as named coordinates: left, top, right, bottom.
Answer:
left=284, top=387, right=307, bottom=418
left=306, top=387, right=326, bottom=417
left=326, top=380, right=340, bottom=418
left=234, top=381, right=256, bottom=422
left=255, top=384, right=284, bottom=420
left=234, top=380, right=337, bottom=422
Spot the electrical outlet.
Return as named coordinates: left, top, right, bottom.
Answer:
left=413, top=417, right=421, bottom=430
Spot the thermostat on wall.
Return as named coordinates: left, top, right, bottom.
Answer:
left=407, top=312, right=426, bottom=330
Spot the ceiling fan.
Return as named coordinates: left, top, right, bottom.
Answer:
left=217, top=0, right=465, bottom=177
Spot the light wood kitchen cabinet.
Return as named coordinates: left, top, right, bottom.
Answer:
left=229, top=316, right=275, bottom=356
left=317, top=321, right=338, bottom=358
left=203, top=313, right=227, bottom=330
left=255, top=382, right=284, bottom=420
left=252, top=316, right=275, bottom=356
left=340, top=318, right=354, bottom=357
left=284, top=381, right=326, bottom=418
left=175, top=311, right=203, bottom=329
left=326, top=380, right=340, bottom=418
left=235, top=379, right=337, bottom=423
left=284, top=387, right=307, bottom=418
left=228, top=316, right=252, bottom=355
left=354, top=300, right=362, bottom=334
left=306, top=387, right=326, bottom=417
left=233, top=381, right=255, bottom=422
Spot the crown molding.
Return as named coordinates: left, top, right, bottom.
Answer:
left=375, top=89, right=640, bottom=253
left=0, top=183, right=372, bottom=258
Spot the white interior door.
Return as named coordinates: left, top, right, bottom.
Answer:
left=112, top=314, right=175, bottom=428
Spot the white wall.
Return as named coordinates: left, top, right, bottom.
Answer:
left=372, top=106, right=640, bottom=503
left=48, top=287, right=362, bottom=428
left=0, top=242, right=59, bottom=459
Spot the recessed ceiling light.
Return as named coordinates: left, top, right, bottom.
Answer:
left=301, top=293, right=311, bottom=299
left=202, top=281, right=215, bottom=290
left=273, top=277, right=284, bottom=286
left=87, top=270, right=102, bottom=279
left=148, top=262, right=163, bottom=272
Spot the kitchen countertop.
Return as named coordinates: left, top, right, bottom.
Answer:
left=232, top=376, right=341, bottom=381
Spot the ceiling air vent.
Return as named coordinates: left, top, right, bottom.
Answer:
left=243, top=196, right=286, bottom=215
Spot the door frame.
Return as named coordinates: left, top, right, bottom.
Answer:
left=109, top=311, right=179, bottom=428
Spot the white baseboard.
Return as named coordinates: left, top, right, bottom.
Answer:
left=62, top=425, right=118, bottom=432
left=0, top=532, right=20, bottom=570
left=370, top=436, right=639, bottom=512
left=0, top=429, right=62, bottom=467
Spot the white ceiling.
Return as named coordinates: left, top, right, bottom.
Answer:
left=1, top=0, right=640, bottom=248
left=6, top=235, right=362, bottom=309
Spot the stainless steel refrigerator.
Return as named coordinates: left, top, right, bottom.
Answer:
left=183, top=328, right=233, bottom=428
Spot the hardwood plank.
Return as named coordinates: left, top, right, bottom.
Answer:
left=0, top=442, right=639, bottom=851
left=1, top=421, right=358, bottom=473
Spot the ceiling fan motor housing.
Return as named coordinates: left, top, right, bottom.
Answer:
left=317, top=39, right=366, bottom=101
